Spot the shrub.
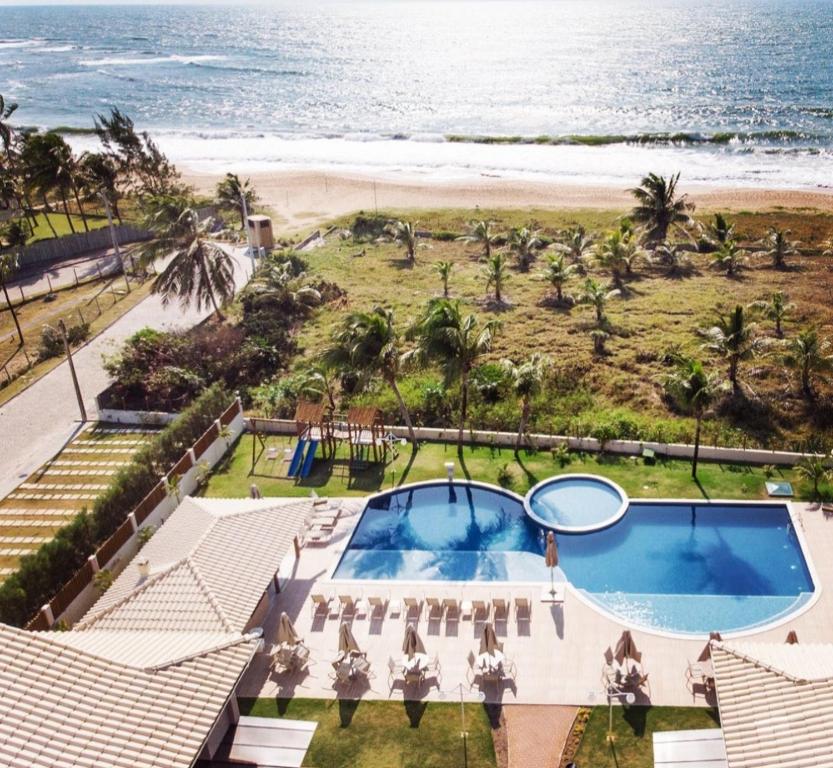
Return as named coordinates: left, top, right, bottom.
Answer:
left=37, top=322, right=91, bottom=361
left=497, top=463, right=516, bottom=488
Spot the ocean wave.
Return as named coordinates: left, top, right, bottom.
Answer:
left=0, top=39, right=44, bottom=49
left=79, top=53, right=226, bottom=67
left=186, top=60, right=307, bottom=77
left=32, top=45, right=76, bottom=53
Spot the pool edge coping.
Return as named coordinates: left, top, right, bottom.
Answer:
left=524, top=473, right=629, bottom=533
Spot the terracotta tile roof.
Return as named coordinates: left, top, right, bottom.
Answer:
left=712, top=641, right=833, bottom=768
left=0, top=624, right=258, bottom=768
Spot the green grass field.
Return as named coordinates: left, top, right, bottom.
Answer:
left=240, top=698, right=496, bottom=768
left=203, top=436, right=826, bottom=502
left=26, top=212, right=109, bottom=243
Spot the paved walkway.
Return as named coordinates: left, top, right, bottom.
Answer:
left=5, top=248, right=124, bottom=300
left=504, top=705, right=577, bottom=768
left=0, top=246, right=255, bottom=500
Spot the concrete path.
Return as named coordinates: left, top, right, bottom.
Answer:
left=504, top=705, right=577, bottom=768
left=0, top=246, right=255, bottom=500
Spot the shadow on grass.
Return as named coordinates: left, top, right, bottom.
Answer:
left=694, top=476, right=710, bottom=500
left=397, top=445, right=419, bottom=486
left=404, top=699, right=428, bottom=727
left=339, top=698, right=360, bottom=727
left=622, top=705, right=649, bottom=738
left=514, top=449, right=539, bottom=486
left=483, top=703, right=502, bottom=728
left=457, top=447, right=473, bottom=481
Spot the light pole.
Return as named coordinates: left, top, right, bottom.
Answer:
left=438, top=683, right=486, bottom=767
left=99, top=191, right=130, bottom=293
left=588, top=687, right=636, bottom=743
left=240, top=191, right=254, bottom=263
left=58, top=319, right=86, bottom=422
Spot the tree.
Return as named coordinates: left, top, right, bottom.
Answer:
left=434, top=260, right=452, bottom=297
left=541, top=251, right=577, bottom=303
left=0, top=95, right=17, bottom=160
left=783, top=327, right=832, bottom=399
left=483, top=251, right=509, bottom=304
left=628, top=172, right=692, bottom=245
left=502, top=353, right=551, bottom=449
left=749, top=291, right=794, bottom=338
left=703, top=212, right=735, bottom=249
left=579, top=277, right=620, bottom=325
left=80, top=152, right=122, bottom=223
left=50, top=133, right=89, bottom=231
left=390, top=220, right=418, bottom=262
left=215, top=172, right=258, bottom=229
left=665, top=357, right=722, bottom=477
left=595, top=228, right=643, bottom=287
left=457, top=219, right=499, bottom=261
left=407, top=299, right=500, bottom=448
left=653, top=240, right=692, bottom=276
left=553, top=225, right=594, bottom=271
left=759, top=227, right=799, bottom=270
left=507, top=226, right=542, bottom=272
left=0, top=96, right=37, bottom=228
left=700, top=305, right=759, bottom=395
left=796, top=456, right=831, bottom=499
left=324, top=306, right=417, bottom=444
left=19, top=133, right=61, bottom=237
left=590, top=327, right=610, bottom=356
left=148, top=202, right=235, bottom=318
left=711, top=239, right=747, bottom=276
left=0, top=224, right=28, bottom=344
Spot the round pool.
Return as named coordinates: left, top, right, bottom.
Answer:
left=524, top=474, right=628, bottom=532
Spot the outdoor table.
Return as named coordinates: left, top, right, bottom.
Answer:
left=401, top=652, right=429, bottom=674
left=477, top=649, right=505, bottom=673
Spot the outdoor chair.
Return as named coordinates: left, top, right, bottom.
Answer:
left=427, top=654, right=442, bottom=687
left=404, top=597, right=421, bottom=623
left=426, top=597, right=444, bottom=621
left=387, top=656, right=402, bottom=692
left=339, top=594, right=358, bottom=621
left=367, top=595, right=388, bottom=619
left=472, top=599, right=490, bottom=624
left=465, top=650, right=478, bottom=687
left=310, top=593, right=331, bottom=618
left=685, top=660, right=714, bottom=698
left=442, top=598, right=460, bottom=627
left=492, top=597, right=509, bottom=624
left=303, top=527, right=332, bottom=547
left=388, top=596, right=402, bottom=618
left=514, top=596, right=531, bottom=627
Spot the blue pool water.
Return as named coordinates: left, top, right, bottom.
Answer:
left=333, top=482, right=815, bottom=634
left=527, top=475, right=626, bottom=531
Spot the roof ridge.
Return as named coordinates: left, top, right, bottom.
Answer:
left=714, top=641, right=833, bottom=684
left=143, top=630, right=261, bottom=671
left=183, top=556, right=235, bottom=632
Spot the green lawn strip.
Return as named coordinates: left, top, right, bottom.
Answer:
left=239, top=697, right=496, bottom=768
left=573, top=705, right=720, bottom=768
left=204, top=437, right=826, bottom=501
left=26, top=212, right=110, bottom=244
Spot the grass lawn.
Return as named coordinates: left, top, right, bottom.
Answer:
left=26, top=212, right=109, bottom=243
left=203, top=436, right=828, bottom=501
left=573, top=705, right=720, bottom=768
left=239, top=697, right=496, bottom=768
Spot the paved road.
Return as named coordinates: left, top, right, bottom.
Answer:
left=0, top=246, right=255, bottom=500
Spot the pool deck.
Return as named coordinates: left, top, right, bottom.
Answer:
left=238, top=500, right=832, bottom=707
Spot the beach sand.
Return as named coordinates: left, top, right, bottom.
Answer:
left=181, top=168, right=833, bottom=233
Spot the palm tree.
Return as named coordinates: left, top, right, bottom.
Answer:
left=553, top=225, right=594, bottom=271
left=579, top=277, right=620, bottom=325
left=295, top=364, right=337, bottom=411
left=407, top=299, right=500, bottom=448
left=665, top=357, right=722, bottom=477
left=434, top=260, right=452, bottom=297
left=700, top=305, right=759, bottom=395
left=324, top=306, right=417, bottom=444
left=0, top=225, right=28, bottom=344
left=590, top=327, right=610, bottom=356
left=596, top=228, right=643, bottom=287
left=541, top=252, right=578, bottom=303
left=0, top=95, right=16, bottom=160
left=483, top=251, right=509, bottom=304
left=749, top=291, right=794, bottom=338
left=628, top=172, right=692, bottom=245
left=215, top=172, right=258, bottom=229
left=796, top=456, right=832, bottom=499
left=703, top=212, right=735, bottom=249
left=149, top=203, right=236, bottom=318
left=653, top=240, right=692, bottom=276
left=783, top=327, right=832, bottom=399
left=20, top=133, right=60, bottom=237
left=501, top=353, right=551, bottom=449
left=711, top=239, right=747, bottom=276
left=391, top=220, right=418, bottom=262
left=759, top=227, right=799, bottom=270
left=80, top=152, right=122, bottom=223
left=49, top=135, right=89, bottom=232
left=457, top=219, right=499, bottom=261
left=507, top=226, right=541, bottom=272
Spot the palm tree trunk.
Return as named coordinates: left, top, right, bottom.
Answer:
left=458, top=369, right=469, bottom=449
left=388, top=377, right=417, bottom=445
left=40, top=193, right=59, bottom=238
left=22, top=189, right=38, bottom=228
left=1, top=278, right=23, bottom=345
left=239, top=204, right=246, bottom=230
left=200, top=253, right=224, bottom=320
left=59, top=191, right=76, bottom=233
left=516, top=398, right=530, bottom=451
left=692, top=414, right=701, bottom=478
left=112, top=196, right=123, bottom=225
left=730, top=359, right=739, bottom=394
left=71, top=184, right=90, bottom=232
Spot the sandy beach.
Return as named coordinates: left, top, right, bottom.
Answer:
left=182, top=168, right=833, bottom=232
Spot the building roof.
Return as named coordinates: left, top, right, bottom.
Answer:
left=712, top=641, right=833, bottom=768
left=0, top=623, right=258, bottom=768
left=77, top=497, right=311, bottom=637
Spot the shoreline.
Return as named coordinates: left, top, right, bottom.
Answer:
left=181, top=168, right=833, bottom=232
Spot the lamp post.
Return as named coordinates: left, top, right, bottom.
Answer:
left=58, top=319, right=86, bottom=422
left=438, top=684, right=485, bottom=768
left=588, top=687, right=636, bottom=743
left=240, top=191, right=254, bottom=264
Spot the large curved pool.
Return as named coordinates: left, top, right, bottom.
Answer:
left=333, top=479, right=815, bottom=635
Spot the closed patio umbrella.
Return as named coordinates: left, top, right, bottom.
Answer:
left=402, top=624, right=426, bottom=659
left=785, top=630, right=799, bottom=644
left=277, top=612, right=300, bottom=646
left=479, top=622, right=500, bottom=655
left=338, top=622, right=360, bottom=655
left=614, top=630, right=642, bottom=666
left=545, top=531, right=559, bottom=597
left=697, top=631, right=722, bottom=663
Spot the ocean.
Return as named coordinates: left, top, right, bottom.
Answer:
left=3, top=0, right=833, bottom=187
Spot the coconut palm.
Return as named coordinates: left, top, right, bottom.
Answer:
left=19, top=133, right=62, bottom=237
left=579, top=277, right=620, bottom=325
left=703, top=212, right=735, bottom=249
left=324, top=306, right=417, bottom=444
left=507, top=226, right=541, bottom=271
left=783, top=327, right=832, bottom=399
left=80, top=152, right=122, bottom=223
left=699, top=305, right=759, bottom=395
left=0, top=225, right=28, bottom=344
left=390, top=220, right=418, bottom=262
left=215, top=173, right=258, bottom=229
left=149, top=203, right=236, bottom=318
left=0, top=95, right=17, bottom=159
left=553, top=225, right=594, bottom=271
left=628, top=172, right=692, bottom=245
left=483, top=251, right=510, bottom=304
left=711, top=239, right=747, bottom=276
left=50, top=135, right=89, bottom=232
left=501, top=353, right=551, bottom=449
left=295, top=364, right=337, bottom=411
left=434, top=260, right=452, bottom=298
left=796, top=456, right=832, bottom=499
left=653, top=240, right=692, bottom=276
left=758, top=227, right=799, bottom=270
left=541, top=252, right=578, bottom=303
left=407, top=299, right=500, bottom=448
left=457, top=219, right=499, bottom=261
left=595, top=229, right=644, bottom=287
left=590, top=328, right=610, bottom=356
left=749, top=291, right=794, bottom=338
left=665, top=356, right=722, bottom=477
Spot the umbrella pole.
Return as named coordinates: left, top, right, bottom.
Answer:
left=550, top=565, right=555, bottom=597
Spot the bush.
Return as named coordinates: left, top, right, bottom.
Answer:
left=37, top=322, right=91, bottom=361
left=432, top=230, right=459, bottom=242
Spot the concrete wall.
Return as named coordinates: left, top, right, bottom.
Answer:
left=96, top=408, right=179, bottom=426
left=21, top=225, right=152, bottom=269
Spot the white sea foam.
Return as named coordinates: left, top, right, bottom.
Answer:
left=79, top=54, right=226, bottom=67
left=0, top=39, right=44, bottom=50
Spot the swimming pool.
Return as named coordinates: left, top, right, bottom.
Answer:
left=332, top=480, right=815, bottom=635
left=526, top=474, right=628, bottom=532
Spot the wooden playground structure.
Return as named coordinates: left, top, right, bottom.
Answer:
left=250, top=401, right=397, bottom=481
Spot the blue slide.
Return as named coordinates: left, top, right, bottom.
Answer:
left=299, top=440, right=319, bottom=478
left=287, top=439, right=307, bottom=477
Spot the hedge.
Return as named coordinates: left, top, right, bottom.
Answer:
left=0, top=383, right=233, bottom=627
